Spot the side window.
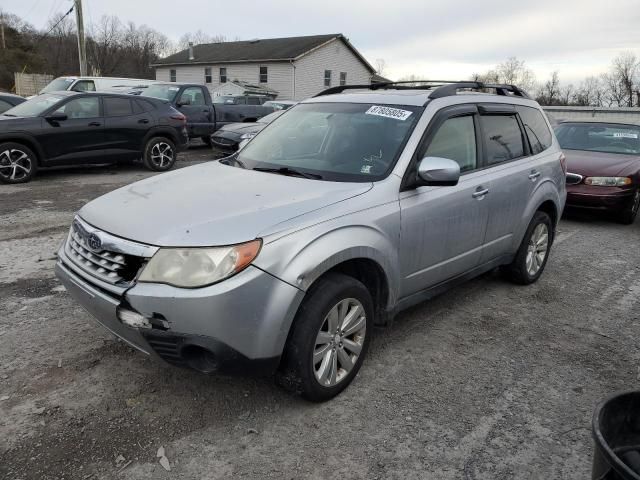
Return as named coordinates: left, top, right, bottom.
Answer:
left=219, top=67, right=227, bottom=83
left=259, top=66, right=268, bottom=83
left=72, top=80, right=96, bottom=92
left=517, top=106, right=552, bottom=154
left=480, top=114, right=525, bottom=165
left=423, top=115, right=477, bottom=173
left=170, top=69, right=177, bottom=82
left=247, top=97, right=261, bottom=105
left=204, top=67, right=212, bottom=84
left=135, top=99, right=155, bottom=112
left=324, top=70, right=331, bottom=87
left=104, top=97, right=133, bottom=117
left=0, top=99, right=13, bottom=114
left=179, top=87, right=206, bottom=106
left=340, top=72, right=347, bottom=86
left=53, top=97, right=100, bottom=119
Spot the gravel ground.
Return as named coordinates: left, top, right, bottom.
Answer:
left=0, top=144, right=639, bottom=479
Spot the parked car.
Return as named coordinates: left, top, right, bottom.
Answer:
left=263, top=100, right=297, bottom=111
left=54, top=81, right=566, bottom=401
left=555, top=121, right=640, bottom=224
left=0, top=93, right=26, bottom=114
left=140, top=84, right=275, bottom=146
left=213, top=95, right=272, bottom=105
left=39, top=76, right=156, bottom=95
left=0, top=91, right=188, bottom=184
left=211, top=110, right=285, bottom=151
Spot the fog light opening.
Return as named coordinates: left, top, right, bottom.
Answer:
left=182, top=345, right=218, bottom=374
left=116, top=306, right=151, bottom=329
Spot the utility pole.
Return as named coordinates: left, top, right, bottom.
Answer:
left=74, top=0, right=87, bottom=75
left=1, top=11, right=6, bottom=50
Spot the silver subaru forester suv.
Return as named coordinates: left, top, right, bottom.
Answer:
left=55, top=81, right=566, bottom=401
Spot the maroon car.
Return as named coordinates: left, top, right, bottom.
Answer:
left=555, top=121, right=640, bottom=224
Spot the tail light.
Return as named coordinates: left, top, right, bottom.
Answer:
left=559, top=152, right=567, bottom=175
left=170, top=112, right=186, bottom=124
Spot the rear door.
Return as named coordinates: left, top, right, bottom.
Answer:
left=37, top=95, right=105, bottom=164
left=103, top=96, right=154, bottom=160
left=176, top=86, right=212, bottom=137
left=399, top=104, right=491, bottom=297
left=477, top=104, right=541, bottom=262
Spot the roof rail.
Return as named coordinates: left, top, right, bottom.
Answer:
left=313, top=80, right=466, bottom=97
left=429, top=82, right=530, bottom=99
left=313, top=80, right=530, bottom=100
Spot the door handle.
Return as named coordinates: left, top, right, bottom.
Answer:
left=88, top=122, right=101, bottom=127
left=472, top=187, right=489, bottom=199
left=528, top=170, right=541, bottom=180
left=202, top=109, right=209, bottom=113
left=138, top=119, right=149, bottom=124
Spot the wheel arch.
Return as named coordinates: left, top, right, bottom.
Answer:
left=0, top=134, right=43, bottom=165
left=142, top=127, right=179, bottom=150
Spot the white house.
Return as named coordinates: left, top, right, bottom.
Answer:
left=152, top=34, right=377, bottom=101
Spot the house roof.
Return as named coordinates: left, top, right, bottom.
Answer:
left=371, top=73, right=392, bottom=83
left=215, top=81, right=279, bottom=96
left=152, top=34, right=375, bottom=73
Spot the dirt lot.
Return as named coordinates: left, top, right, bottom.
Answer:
left=1, top=144, right=639, bottom=479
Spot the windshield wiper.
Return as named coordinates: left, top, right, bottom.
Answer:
left=253, top=167, right=322, bottom=180
left=2, top=113, right=16, bottom=117
left=224, top=153, right=247, bottom=169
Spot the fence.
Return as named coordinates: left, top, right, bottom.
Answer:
left=14, top=72, right=54, bottom=97
left=543, top=106, right=640, bottom=125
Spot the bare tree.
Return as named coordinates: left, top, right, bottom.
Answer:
left=472, top=57, right=535, bottom=92
left=177, top=30, right=226, bottom=50
left=573, top=76, right=604, bottom=106
left=375, top=58, right=387, bottom=76
left=397, top=74, right=423, bottom=86
left=88, top=15, right=124, bottom=75
left=536, top=71, right=561, bottom=105
left=610, top=52, right=639, bottom=106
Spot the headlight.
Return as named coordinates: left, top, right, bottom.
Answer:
left=138, top=239, right=261, bottom=288
left=584, top=177, right=632, bottom=186
left=240, top=133, right=256, bottom=140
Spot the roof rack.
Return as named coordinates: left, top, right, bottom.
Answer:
left=313, top=80, right=530, bottom=100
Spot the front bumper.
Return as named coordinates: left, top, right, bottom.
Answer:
left=566, top=184, right=635, bottom=211
left=210, top=133, right=240, bottom=151
left=55, top=245, right=304, bottom=375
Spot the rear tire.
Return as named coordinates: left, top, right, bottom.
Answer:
left=201, top=136, right=213, bottom=148
left=502, top=211, right=553, bottom=285
left=0, top=142, right=37, bottom=184
left=277, top=273, right=373, bottom=402
left=143, top=137, right=177, bottom=172
left=616, top=189, right=640, bottom=225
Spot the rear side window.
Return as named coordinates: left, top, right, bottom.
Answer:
left=135, top=99, right=156, bottom=112
left=481, top=115, right=525, bottom=165
left=247, top=97, right=261, bottom=105
left=423, top=115, right=477, bottom=172
left=518, top=106, right=552, bottom=154
left=104, top=98, right=133, bottom=117
left=72, top=80, right=96, bottom=92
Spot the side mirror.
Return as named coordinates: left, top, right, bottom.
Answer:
left=176, top=98, right=191, bottom=107
left=45, top=113, right=68, bottom=122
left=416, top=156, right=460, bottom=187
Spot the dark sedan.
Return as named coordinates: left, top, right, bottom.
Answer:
left=556, top=121, right=640, bottom=224
left=0, top=91, right=188, bottom=184
left=0, top=93, right=26, bottom=114
left=210, top=110, right=285, bottom=151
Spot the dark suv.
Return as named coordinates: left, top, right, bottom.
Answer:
left=0, top=91, right=188, bottom=184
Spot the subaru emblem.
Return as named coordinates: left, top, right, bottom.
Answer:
left=87, top=233, right=102, bottom=251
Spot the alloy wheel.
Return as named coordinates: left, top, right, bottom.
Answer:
left=0, top=148, right=32, bottom=182
left=313, top=298, right=366, bottom=387
left=150, top=142, right=174, bottom=168
left=525, top=223, right=549, bottom=276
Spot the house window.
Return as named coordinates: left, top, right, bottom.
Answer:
left=324, top=70, right=332, bottom=87
left=340, top=72, right=347, bottom=86
left=260, top=66, right=268, bottom=83
left=219, top=67, right=227, bottom=84
left=205, top=67, right=212, bottom=84
left=170, top=69, right=176, bottom=82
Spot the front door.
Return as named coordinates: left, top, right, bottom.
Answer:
left=37, top=96, right=104, bottom=164
left=177, top=86, right=212, bottom=137
left=399, top=106, right=491, bottom=298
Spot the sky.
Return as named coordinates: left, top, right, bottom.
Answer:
left=3, top=0, right=640, bottom=85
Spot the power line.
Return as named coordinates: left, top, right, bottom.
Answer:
left=43, top=5, right=74, bottom=36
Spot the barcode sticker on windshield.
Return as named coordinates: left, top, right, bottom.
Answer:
left=614, top=132, right=638, bottom=139
left=365, top=105, right=413, bottom=121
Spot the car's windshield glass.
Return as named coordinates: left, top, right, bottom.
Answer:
left=235, top=102, right=422, bottom=182
left=140, top=84, right=180, bottom=102
left=3, top=94, right=64, bottom=117
left=258, top=110, right=284, bottom=124
left=555, top=122, right=640, bottom=155
left=40, top=77, right=75, bottom=93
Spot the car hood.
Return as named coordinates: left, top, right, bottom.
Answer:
left=564, top=149, right=640, bottom=177
left=79, top=161, right=372, bottom=247
left=0, top=116, right=40, bottom=129
left=216, top=123, right=265, bottom=136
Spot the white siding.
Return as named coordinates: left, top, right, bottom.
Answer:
left=155, top=63, right=294, bottom=99
left=293, top=39, right=372, bottom=101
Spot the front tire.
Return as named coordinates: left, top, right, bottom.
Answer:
left=616, top=188, right=640, bottom=225
left=277, top=273, right=373, bottom=402
left=502, top=211, right=553, bottom=285
left=201, top=136, right=213, bottom=148
left=0, top=142, right=37, bottom=184
left=143, top=137, right=177, bottom=172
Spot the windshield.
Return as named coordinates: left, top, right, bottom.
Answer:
left=3, top=94, right=64, bottom=117
left=555, top=122, right=640, bottom=155
left=40, top=77, right=75, bottom=93
left=257, top=110, right=284, bottom=124
left=235, top=102, right=421, bottom=182
left=140, top=84, right=180, bottom=102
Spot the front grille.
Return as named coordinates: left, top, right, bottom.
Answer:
left=566, top=173, right=584, bottom=185
left=212, top=136, right=234, bottom=146
left=144, top=334, right=186, bottom=367
left=64, top=219, right=146, bottom=286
